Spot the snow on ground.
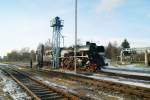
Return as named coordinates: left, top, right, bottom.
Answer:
left=103, top=64, right=150, bottom=77
left=1, top=63, right=150, bottom=99
left=84, top=73, right=150, bottom=89
left=0, top=63, right=8, bottom=66
left=2, top=80, right=29, bottom=100
left=102, top=68, right=150, bottom=77
left=34, top=76, right=107, bottom=100
left=105, top=64, right=150, bottom=72
left=59, top=70, right=150, bottom=89
left=0, top=69, right=30, bottom=100
left=0, top=63, right=10, bottom=68
left=34, top=76, right=78, bottom=94
left=87, top=75, right=150, bottom=89
left=0, top=63, right=18, bottom=69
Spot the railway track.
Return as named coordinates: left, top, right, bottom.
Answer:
left=34, top=70, right=150, bottom=99
left=2, top=65, right=150, bottom=99
left=97, top=70, right=150, bottom=81
left=1, top=68, right=79, bottom=100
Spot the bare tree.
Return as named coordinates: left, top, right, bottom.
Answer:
left=106, top=41, right=121, bottom=61
left=44, top=39, right=52, bottom=51
left=77, top=38, right=83, bottom=46
left=4, top=47, right=36, bottom=62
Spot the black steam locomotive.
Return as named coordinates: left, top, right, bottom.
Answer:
left=36, top=42, right=107, bottom=72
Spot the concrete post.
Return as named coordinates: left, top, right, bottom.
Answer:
left=145, top=50, right=148, bottom=66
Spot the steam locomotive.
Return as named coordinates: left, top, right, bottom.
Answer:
left=36, top=42, right=107, bottom=72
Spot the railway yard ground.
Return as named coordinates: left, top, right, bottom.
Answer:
left=0, top=63, right=150, bottom=100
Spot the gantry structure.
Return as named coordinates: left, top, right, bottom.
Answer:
left=120, top=47, right=150, bottom=66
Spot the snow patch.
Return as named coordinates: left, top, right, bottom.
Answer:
left=103, top=64, right=150, bottom=77
left=3, top=80, right=29, bottom=100
left=102, top=68, right=150, bottom=77
left=87, top=75, right=150, bottom=89
left=0, top=70, right=30, bottom=100
left=104, top=65, right=150, bottom=73
left=34, top=76, right=78, bottom=94
left=55, top=70, right=150, bottom=89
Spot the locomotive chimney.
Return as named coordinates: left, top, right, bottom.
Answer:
left=86, top=41, right=90, bottom=46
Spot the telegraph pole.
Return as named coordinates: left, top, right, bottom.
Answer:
left=74, top=0, right=77, bottom=73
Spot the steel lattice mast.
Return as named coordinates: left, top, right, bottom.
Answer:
left=50, top=17, right=64, bottom=69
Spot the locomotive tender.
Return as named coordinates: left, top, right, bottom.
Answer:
left=36, top=42, right=107, bottom=71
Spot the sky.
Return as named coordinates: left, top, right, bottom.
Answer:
left=0, top=0, right=150, bottom=57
